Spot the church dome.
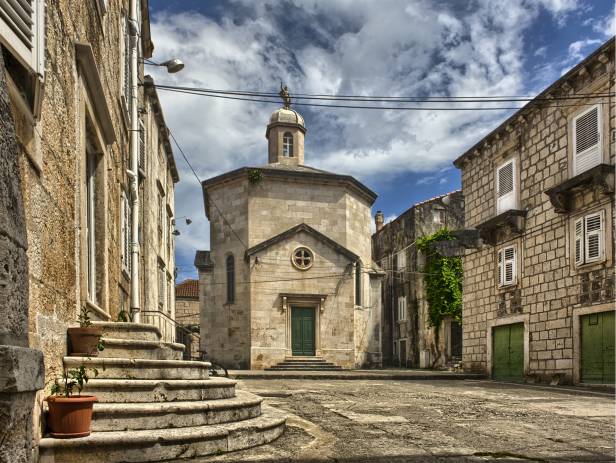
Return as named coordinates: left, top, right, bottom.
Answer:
left=269, top=107, right=305, bottom=127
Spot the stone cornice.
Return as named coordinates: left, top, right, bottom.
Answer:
left=544, top=164, right=614, bottom=213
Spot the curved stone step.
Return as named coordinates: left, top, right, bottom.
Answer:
left=92, top=321, right=162, bottom=342
left=64, top=357, right=210, bottom=380
left=99, top=337, right=185, bottom=360
left=91, top=390, right=262, bottom=431
left=39, top=407, right=286, bottom=462
left=81, top=378, right=237, bottom=402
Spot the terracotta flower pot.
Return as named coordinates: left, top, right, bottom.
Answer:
left=47, top=395, right=97, bottom=438
left=67, top=326, right=102, bottom=357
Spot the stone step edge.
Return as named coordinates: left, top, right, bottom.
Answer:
left=83, top=377, right=236, bottom=388
left=93, top=391, right=261, bottom=414
left=101, top=337, right=185, bottom=351
left=92, top=321, right=162, bottom=335
left=39, top=410, right=286, bottom=448
left=64, top=356, right=210, bottom=368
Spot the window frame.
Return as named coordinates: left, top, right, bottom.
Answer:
left=397, top=296, right=407, bottom=322
left=120, top=190, right=132, bottom=276
left=282, top=131, right=294, bottom=157
left=574, top=211, right=605, bottom=267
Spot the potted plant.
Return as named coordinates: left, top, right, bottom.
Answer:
left=46, top=365, right=98, bottom=438
left=67, top=306, right=104, bottom=356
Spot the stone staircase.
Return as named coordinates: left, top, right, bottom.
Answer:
left=266, top=356, right=342, bottom=371
left=39, top=322, right=286, bottom=462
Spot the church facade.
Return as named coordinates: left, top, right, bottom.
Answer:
left=197, top=104, right=384, bottom=369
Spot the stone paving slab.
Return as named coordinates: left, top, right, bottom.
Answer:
left=229, top=368, right=485, bottom=380
left=173, top=378, right=615, bottom=462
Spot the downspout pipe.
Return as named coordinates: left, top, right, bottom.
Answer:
left=129, top=0, right=140, bottom=322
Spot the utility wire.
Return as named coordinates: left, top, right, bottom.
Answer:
left=168, top=130, right=248, bottom=249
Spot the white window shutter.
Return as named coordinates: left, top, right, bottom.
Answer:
left=497, top=249, right=503, bottom=286
left=138, top=119, right=145, bottom=172
left=499, top=246, right=516, bottom=285
left=123, top=16, right=131, bottom=107
left=573, top=105, right=601, bottom=176
left=585, top=211, right=604, bottom=263
left=574, top=217, right=584, bottom=266
left=497, top=160, right=515, bottom=214
left=0, top=0, right=45, bottom=78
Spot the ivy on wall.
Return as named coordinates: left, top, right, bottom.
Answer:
left=416, top=229, right=463, bottom=333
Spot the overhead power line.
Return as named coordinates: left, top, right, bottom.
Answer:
left=152, top=83, right=613, bottom=111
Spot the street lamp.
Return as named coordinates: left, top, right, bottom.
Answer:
left=144, top=58, right=185, bottom=73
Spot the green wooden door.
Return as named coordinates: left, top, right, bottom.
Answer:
left=492, top=323, right=524, bottom=382
left=581, top=311, right=615, bottom=384
left=291, top=307, right=315, bottom=356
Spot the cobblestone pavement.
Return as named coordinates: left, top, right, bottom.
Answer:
left=179, top=379, right=614, bottom=463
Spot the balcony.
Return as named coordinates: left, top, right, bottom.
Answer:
left=475, top=209, right=527, bottom=246
left=544, top=164, right=614, bottom=213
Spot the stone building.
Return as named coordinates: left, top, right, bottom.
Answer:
left=175, top=278, right=200, bottom=359
left=453, top=38, right=615, bottom=385
left=0, top=0, right=178, bottom=459
left=198, top=104, right=384, bottom=370
left=372, top=191, right=465, bottom=369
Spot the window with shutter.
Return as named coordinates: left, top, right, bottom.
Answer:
left=496, top=159, right=516, bottom=214
left=573, top=105, right=601, bottom=176
left=0, top=0, right=45, bottom=77
left=397, top=251, right=406, bottom=271
left=584, top=212, right=604, bottom=263
left=397, top=296, right=406, bottom=321
left=574, top=218, right=584, bottom=266
left=122, top=16, right=131, bottom=114
left=498, top=246, right=516, bottom=286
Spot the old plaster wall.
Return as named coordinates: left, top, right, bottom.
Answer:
left=248, top=231, right=355, bottom=369
left=459, top=41, right=615, bottom=382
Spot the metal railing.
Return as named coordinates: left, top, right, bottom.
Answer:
left=141, top=310, right=201, bottom=360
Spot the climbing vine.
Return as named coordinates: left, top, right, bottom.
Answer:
left=416, top=229, right=463, bottom=333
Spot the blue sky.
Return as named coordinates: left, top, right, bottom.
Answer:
left=147, top=0, right=614, bottom=282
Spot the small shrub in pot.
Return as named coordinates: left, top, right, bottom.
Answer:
left=67, top=307, right=105, bottom=356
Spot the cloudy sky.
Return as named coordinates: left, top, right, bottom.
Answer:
left=147, top=0, right=614, bottom=282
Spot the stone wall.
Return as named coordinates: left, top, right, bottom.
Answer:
left=456, top=39, right=615, bottom=383
left=0, top=49, right=44, bottom=463
left=372, top=191, right=464, bottom=368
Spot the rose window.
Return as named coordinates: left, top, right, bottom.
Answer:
left=292, top=247, right=314, bottom=270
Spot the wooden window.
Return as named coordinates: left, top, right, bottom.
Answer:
left=397, top=296, right=407, bottom=321
left=575, top=211, right=605, bottom=266
left=226, top=255, right=235, bottom=303
left=86, top=148, right=97, bottom=303
left=355, top=262, right=362, bottom=306
left=496, top=159, right=516, bottom=214
left=282, top=132, right=293, bottom=157
left=573, top=105, right=601, bottom=176
left=0, top=0, right=45, bottom=78
left=158, top=265, right=165, bottom=309
left=498, top=246, right=516, bottom=286
left=396, top=251, right=406, bottom=272
left=138, top=118, right=146, bottom=174
left=122, top=16, right=131, bottom=114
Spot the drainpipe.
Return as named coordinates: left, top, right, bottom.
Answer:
left=129, top=0, right=140, bottom=322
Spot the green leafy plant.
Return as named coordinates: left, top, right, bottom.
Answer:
left=78, top=306, right=92, bottom=327
left=117, top=309, right=131, bottom=322
left=247, top=168, right=263, bottom=184
left=416, top=228, right=463, bottom=333
left=50, top=366, right=99, bottom=397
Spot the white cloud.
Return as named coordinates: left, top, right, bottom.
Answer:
left=149, top=0, right=590, bottom=272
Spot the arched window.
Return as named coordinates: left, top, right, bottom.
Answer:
left=282, top=132, right=293, bottom=157
left=226, top=254, right=235, bottom=303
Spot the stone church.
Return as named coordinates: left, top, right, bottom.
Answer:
left=197, top=100, right=384, bottom=370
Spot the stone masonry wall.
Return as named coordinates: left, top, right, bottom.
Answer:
left=458, top=41, right=615, bottom=383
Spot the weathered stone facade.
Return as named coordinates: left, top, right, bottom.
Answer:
left=454, top=38, right=615, bottom=384
left=0, top=0, right=176, bottom=457
left=372, top=191, right=465, bottom=368
left=199, top=107, right=384, bottom=370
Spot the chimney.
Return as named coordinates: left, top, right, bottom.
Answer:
left=375, top=210, right=384, bottom=232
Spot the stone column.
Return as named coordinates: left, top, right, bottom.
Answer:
left=0, top=52, right=45, bottom=463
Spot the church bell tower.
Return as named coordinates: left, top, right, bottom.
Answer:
left=266, top=85, right=306, bottom=165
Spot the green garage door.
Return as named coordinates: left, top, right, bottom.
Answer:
left=492, top=323, right=524, bottom=382
left=291, top=307, right=315, bottom=356
left=581, top=311, right=615, bottom=384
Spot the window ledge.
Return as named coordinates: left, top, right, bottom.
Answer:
left=85, top=300, right=111, bottom=321
left=544, top=164, right=613, bottom=213
left=475, top=209, right=527, bottom=246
